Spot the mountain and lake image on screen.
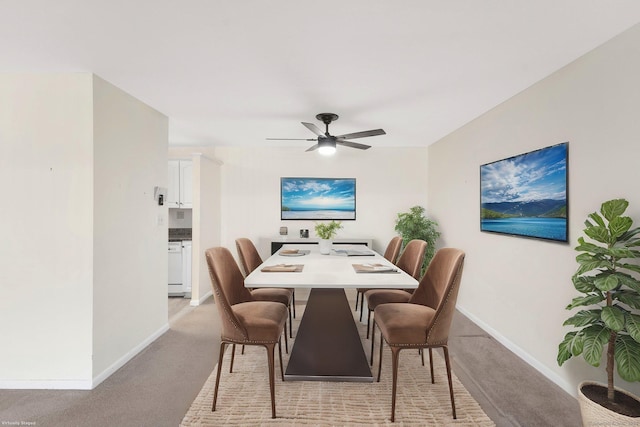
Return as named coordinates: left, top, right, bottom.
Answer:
left=281, top=177, right=356, bottom=220
left=480, top=142, right=568, bottom=242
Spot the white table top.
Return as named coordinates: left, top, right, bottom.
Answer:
left=245, top=244, right=419, bottom=289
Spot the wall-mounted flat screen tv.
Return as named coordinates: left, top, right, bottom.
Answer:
left=281, top=177, right=356, bottom=220
left=480, top=142, right=568, bottom=242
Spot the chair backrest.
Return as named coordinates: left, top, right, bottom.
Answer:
left=383, top=236, right=403, bottom=264
left=409, top=248, right=465, bottom=345
left=235, top=238, right=263, bottom=276
left=205, top=247, right=254, bottom=341
left=396, top=239, right=427, bottom=279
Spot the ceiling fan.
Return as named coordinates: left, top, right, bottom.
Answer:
left=267, top=113, right=386, bottom=155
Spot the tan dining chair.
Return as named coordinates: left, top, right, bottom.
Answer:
left=373, top=248, right=465, bottom=422
left=205, top=247, right=288, bottom=419
left=355, top=236, right=403, bottom=318
left=364, top=239, right=427, bottom=339
left=236, top=238, right=294, bottom=339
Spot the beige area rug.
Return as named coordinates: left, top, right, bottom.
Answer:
left=181, top=304, right=495, bottom=426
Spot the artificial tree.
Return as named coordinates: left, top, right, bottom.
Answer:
left=558, top=199, right=640, bottom=415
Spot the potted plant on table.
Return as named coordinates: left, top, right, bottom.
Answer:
left=558, top=199, right=640, bottom=425
left=394, top=205, right=440, bottom=276
left=314, top=220, right=343, bottom=255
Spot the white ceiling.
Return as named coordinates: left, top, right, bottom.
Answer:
left=2, top=1, right=640, bottom=150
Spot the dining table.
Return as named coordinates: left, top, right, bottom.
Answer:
left=244, top=244, right=418, bottom=382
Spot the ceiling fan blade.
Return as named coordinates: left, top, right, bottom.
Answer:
left=302, top=122, right=324, bottom=136
left=266, top=138, right=317, bottom=141
left=305, top=144, right=320, bottom=152
left=335, top=129, right=386, bottom=140
left=336, top=140, right=371, bottom=150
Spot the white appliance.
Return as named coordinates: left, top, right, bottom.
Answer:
left=168, top=241, right=183, bottom=294
left=182, top=240, right=192, bottom=295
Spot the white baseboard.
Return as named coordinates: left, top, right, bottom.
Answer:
left=190, top=290, right=212, bottom=306
left=456, top=305, right=577, bottom=398
left=0, top=379, right=93, bottom=390
left=0, top=324, right=170, bottom=390
left=91, top=323, right=170, bottom=389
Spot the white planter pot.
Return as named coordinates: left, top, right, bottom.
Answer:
left=318, top=239, right=332, bottom=255
left=578, top=381, right=640, bottom=426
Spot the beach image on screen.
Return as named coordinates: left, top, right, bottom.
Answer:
left=480, top=142, right=568, bottom=242
left=281, top=177, right=356, bottom=220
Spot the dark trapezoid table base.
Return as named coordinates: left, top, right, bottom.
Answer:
left=285, top=288, right=373, bottom=382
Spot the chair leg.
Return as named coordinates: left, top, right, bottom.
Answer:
left=292, top=290, right=296, bottom=318
left=230, top=344, right=236, bottom=373
left=354, top=290, right=360, bottom=311
left=266, top=344, right=277, bottom=419
left=390, top=347, right=401, bottom=423
left=278, top=339, right=284, bottom=381
left=429, top=348, right=434, bottom=383
left=359, top=294, right=365, bottom=321
left=370, top=317, right=376, bottom=366
left=420, top=348, right=425, bottom=366
left=377, top=334, right=384, bottom=382
left=289, top=305, right=293, bottom=338
left=366, top=308, right=372, bottom=339
left=241, top=345, right=245, bottom=355
left=212, top=342, right=226, bottom=411
left=283, top=325, right=289, bottom=354
left=443, top=346, right=457, bottom=419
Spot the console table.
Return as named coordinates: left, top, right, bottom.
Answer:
left=269, top=237, right=373, bottom=255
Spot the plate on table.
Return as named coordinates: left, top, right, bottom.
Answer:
left=279, top=249, right=310, bottom=257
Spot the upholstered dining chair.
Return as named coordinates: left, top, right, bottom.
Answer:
left=364, top=239, right=427, bottom=339
left=236, top=238, right=294, bottom=339
left=205, top=247, right=288, bottom=419
left=373, top=248, right=465, bottom=422
left=354, top=236, right=403, bottom=318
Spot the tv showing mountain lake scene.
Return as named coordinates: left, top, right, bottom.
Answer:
left=480, top=142, right=568, bottom=242
left=281, top=177, right=356, bottom=220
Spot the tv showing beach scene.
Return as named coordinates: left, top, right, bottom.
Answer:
left=480, top=142, right=568, bottom=242
left=281, top=177, right=356, bottom=220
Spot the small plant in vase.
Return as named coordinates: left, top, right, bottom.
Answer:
left=557, top=199, right=640, bottom=424
left=314, top=220, right=343, bottom=255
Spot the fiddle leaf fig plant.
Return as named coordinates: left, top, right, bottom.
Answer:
left=314, top=220, right=343, bottom=240
left=558, top=199, right=640, bottom=402
left=395, top=206, right=440, bottom=276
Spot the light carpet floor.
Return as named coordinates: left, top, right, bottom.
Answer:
left=181, top=303, right=495, bottom=426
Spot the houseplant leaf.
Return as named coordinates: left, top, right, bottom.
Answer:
left=558, top=331, right=583, bottom=365
left=617, top=290, right=640, bottom=309
left=609, top=216, right=633, bottom=239
left=594, top=275, right=619, bottom=292
left=582, top=325, right=610, bottom=367
left=601, top=306, right=625, bottom=331
left=566, top=294, right=605, bottom=310
left=601, top=199, right=629, bottom=222
left=587, top=212, right=606, bottom=228
left=626, top=313, right=640, bottom=343
left=563, top=309, right=601, bottom=327
left=584, top=225, right=611, bottom=245
left=575, top=253, right=611, bottom=275
left=572, top=275, right=597, bottom=293
left=615, top=335, right=640, bottom=382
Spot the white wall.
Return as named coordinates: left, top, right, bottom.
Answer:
left=428, top=24, right=640, bottom=397
left=92, top=76, right=169, bottom=381
left=0, top=74, right=94, bottom=387
left=213, top=146, right=429, bottom=259
left=0, top=73, right=169, bottom=389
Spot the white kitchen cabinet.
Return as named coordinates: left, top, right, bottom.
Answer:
left=167, top=160, right=193, bottom=208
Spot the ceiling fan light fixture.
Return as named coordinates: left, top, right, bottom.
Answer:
left=318, top=139, right=336, bottom=156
